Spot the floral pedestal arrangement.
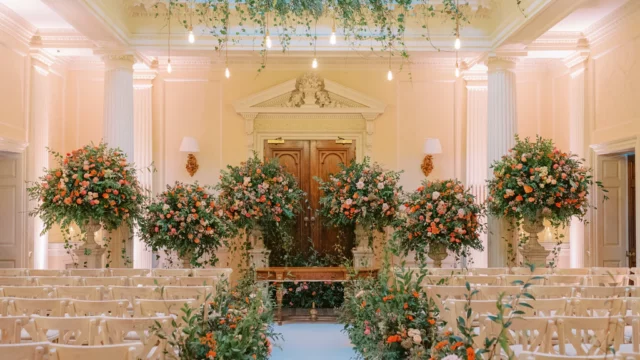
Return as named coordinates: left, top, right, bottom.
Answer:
left=73, top=220, right=105, bottom=268
left=352, top=224, right=374, bottom=269
left=521, top=215, right=550, bottom=267
left=428, top=243, right=448, bottom=268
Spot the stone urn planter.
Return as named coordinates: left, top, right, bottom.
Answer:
left=73, top=219, right=106, bottom=268
left=427, top=242, right=448, bottom=268
left=180, top=249, right=193, bottom=268
left=248, top=225, right=270, bottom=268
left=352, top=223, right=374, bottom=269
left=520, top=213, right=550, bottom=267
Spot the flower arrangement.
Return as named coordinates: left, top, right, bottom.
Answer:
left=486, top=135, right=602, bottom=227
left=140, top=182, right=236, bottom=267
left=27, top=142, right=146, bottom=236
left=340, top=268, right=439, bottom=359
left=278, top=281, right=345, bottom=309
left=216, top=154, right=305, bottom=230
left=316, top=157, right=402, bottom=235
left=153, top=273, right=280, bottom=360
left=395, top=179, right=485, bottom=264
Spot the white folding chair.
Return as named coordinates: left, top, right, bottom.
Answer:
left=0, top=342, right=49, bottom=360
left=152, top=268, right=191, bottom=277
left=523, top=298, right=572, bottom=317
left=68, top=299, right=129, bottom=317
left=511, top=267, right=550, bottom=275
left=109, top=286, right=160, bottom=304
left=621, top=316, right=640, bottom=354
left=553, top=268, right=590, bottom=276
left=100, top=317, right=172, bottom=360
left=9, top=298, right=67, bottom=317
left=49, top=343, right=144, bottom=360
left=555, top=316, right=624, bottom=356
left=1, top=286, right=53, bottom=299
left=469, top=268, right=509, bottom=276
left=425, top=286, right=470, bottom=303
left=456, top=275, right=502, bottom=286
left=545, top=275, right=586, bottom=286
left=32, top=316, right=100, bottom=345
left=83, top=277, right=127, bottom=287
left=33, top=277, right=81, bottom=287
left=0, top=316, right=29, bottom=343
left=27, top=270, right=65, bottom=277
left=109, top=269, right=150, bottom=277
left=475, top=286, right=521, bottom=300
left=519, top=351, right=627, bottom=360
left=163, top=286, right=213, bottom=306
left=589, top=274, right=629, bottom=287
left=591, top=267, right=630, bottom=276
left=129, top=277, right=175, bottom=287
left=421, top=275, right=456, bottom=286
left=54, top=286, right=103, bottom=300
left=0, top=277, right=32, bottom=286
left=0, top=269, right=25, bottom=277
left=68, top=269, right=106, bottom=277
left=482, top=316, right=553, bottom=357
left=176, top=276, right=218, bottom=287
left=572, top=298, right=626, bottom=317
left=192, top=268, right=233, bottom=278
left=134, top=299, right=194, bottom=320
left=444, top=298, right=501, bottom=334
left=425, top=268, right=466, bottom=276
left=528, top=286, right=575, bottom=299
left=579, top=286, right=629, bottom=298
left=503, top=275, right=545, bottom=286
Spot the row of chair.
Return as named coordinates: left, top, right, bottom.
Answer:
left=420, top=274, right=637, bottom=286
left=417, top=266, right=640, bottom=276
left=0, top=275, right=222, bottom=287
left=0, top=267, right=232, bottom=278
left=0, top=342, right=145, bottom=360
left=426, top=285, right=640, bottom=300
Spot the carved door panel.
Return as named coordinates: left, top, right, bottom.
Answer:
left=0, top=152, right=25, bottom=268
left=310, top=140, right=356, bottom=257
left=596, top=154, right=628, bottom=267
left=264, top=141, right=311, bottom=254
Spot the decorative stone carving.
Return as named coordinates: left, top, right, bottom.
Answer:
left=283, top=73, right=343, bottom=108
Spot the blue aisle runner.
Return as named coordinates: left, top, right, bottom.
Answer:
left=271, top=323, right=357, bottom=360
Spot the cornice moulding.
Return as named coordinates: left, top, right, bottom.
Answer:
left=584, top=0, right=640, bottom=47
left=0, top=3, right=36, bottom=46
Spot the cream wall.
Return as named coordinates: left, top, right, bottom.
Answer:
left=0, top=31, right=28, bottom=144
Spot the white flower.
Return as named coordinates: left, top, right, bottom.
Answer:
left=412, top=335, right=422, bottom=344
left=457, top=208, right=465, bottom=218
left=356, top=181, right=365, bottom=190
left=377, top=182, right=384, bottom=189
left=407, top=329, right=420, bottom=338
left=432, top=191, right=440, bottom=200
left=162, top=204, right=170, bottom=211
left=345, top=199, right=353, bottom=206
left=456, top=193, right=464, bottom=201
left=382, top=203, right=389, bottom=212
left=262, top=181, right=270, bottom=190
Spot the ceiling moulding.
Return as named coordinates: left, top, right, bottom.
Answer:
left=0, top=3, right=36, bottom=46
left=65, top=57, right=106, bottom=71
left=527, top=31, right=583, bottom=51
left=490, top=0, right=555, bottom=50
left=514, top=58, right=556, bottom=73
left=584, top=0, right=640, bottom=47
left=30, top=28, right=94, bottom=49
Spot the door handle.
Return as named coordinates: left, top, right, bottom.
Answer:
left=626, top=251, right=636, bottom=258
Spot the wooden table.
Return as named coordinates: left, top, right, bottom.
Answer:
left=256, top=267, right=378, bottom=325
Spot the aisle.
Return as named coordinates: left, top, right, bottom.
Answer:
left=271, top=323, right=357, bottom=360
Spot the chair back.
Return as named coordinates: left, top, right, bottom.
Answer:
left=456, top=275, right=501, bottom=286
left=589, top=274, right=628, bottom=287
left=192, top=268, right=233, bottom=278
left=27, top=270, right=65, bottom=277
left=100, top=317, right=171, bottom=360
left=475, top=286, right=521, bottom=300
left=129, top=277, right=175, bottom=287
left=0, top=269, right=25, bottom=277
left=579, top=286, right=628, bottom=298
left=469, top=268, right=509, bottom=276
left=553, top=268, right=590, bottom=276
left=54, top=286, right=103, bottom=300
left=83, top=277, right=127, bottom=287
left=511, top=267, right=550, bottom=275
left=0, top=316, right=29, bottom=343
left=33, top=316, right=99, bottom=345
left=68, top=269, right=106, bottom=277
left=10, top=298, right=67, bottom=316
left=1, top=286, right=53, bottom=299
left=425, top=286, right=469, bottom=303
left=545, top=275, right=586, bottom=286
left=572, top=298, right=626, bottom=317
left=163, top=286, right=213, bottom=304
left=134, top=299, right=194, bottom=319
left=49, top=343, right=144, bottom=360
left=109, top=268, right=150, bottom=277
left=591, top=267, right=630, bottom=276
left=152, top=268, right=192, bottom=277
left=482, top=316, right=553, bottom=355
left=503, top=275, right=545, bottom=286
left=0, top=342, right=49, bottom=360
left=421, top=275, right=456, bottom=286
left=0, top=277, right=32, bottom=286
left=177, top=276, right=218, bottom=287
left=528, top=286, right=575, bottom=299
left=33, top=277, right=81, bottom=286
left=110, top=286, right=159, bottom=303
left=556, top=316, right=624, bottom=356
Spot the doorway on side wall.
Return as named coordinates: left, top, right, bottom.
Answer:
left=264, top=139, right=356, bottom=259
left=0, top=151, right=26, bottom=268
left=595, top=151, right=636, bottom=268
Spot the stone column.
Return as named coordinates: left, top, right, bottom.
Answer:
left=27, top=51, right=53, bottom=269
left=566, top=49, right=589, bottom=268
left=464, top=75, right=488, bottom=268
left=102, top=54, right=135, bottom=267
left=133, top=70, right=156, bottom=269
left=487, top=57, right=518, bottom=267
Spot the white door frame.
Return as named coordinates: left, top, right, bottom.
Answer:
left=0, top=138, right=28, bottom=268
left=589, top=136, right=640, bottom=267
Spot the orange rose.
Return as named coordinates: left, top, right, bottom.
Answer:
left=524, top=185, right=533, bottom=193
left=467, top=347, right=476, bottom=360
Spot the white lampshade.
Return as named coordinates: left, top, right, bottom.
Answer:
left=179, top=137, right=200, bottom=153
left=423, top=138, right=442, bottom=155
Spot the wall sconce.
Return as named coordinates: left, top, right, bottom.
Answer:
left=421, top=138, right=442, bottom=177
left=179, top=136, right=200, bottom=177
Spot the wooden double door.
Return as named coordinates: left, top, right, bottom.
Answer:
left=264, top=139, right=356, bottom=257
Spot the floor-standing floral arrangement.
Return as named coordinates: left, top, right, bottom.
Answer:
left=486, top=135, right=605, bottom=265
left=216, top=154, right=305, bottom=266
left=315, top=157, right=402, bottom=259
left=27, top=142, right=147, bottom=267
left=140, top=182, right=236, bottom=268
left=395, top=179, right=485, bottom=267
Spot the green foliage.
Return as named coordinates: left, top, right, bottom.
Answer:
left=140, top=182, right=237, bottom=267
left=315, top=156, right=403, bottom=236
left=152, top=272, right=281, bottom=360
left=486, top=135, right=606, bottom=227
left=395, top=179, right=485, bottom=265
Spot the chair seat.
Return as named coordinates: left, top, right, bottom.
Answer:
left=625, top=325, right=632, bottom=342
left=124, top=331, right=141, bottom=341
left=620, top=343, right=634, bottom=353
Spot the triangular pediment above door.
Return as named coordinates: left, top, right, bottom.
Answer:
left=233, top=72, right=386, bottom=120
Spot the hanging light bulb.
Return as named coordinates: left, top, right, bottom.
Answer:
left=188, top=26, right=195, bottom=44
left=312, top=58, right=318, bottom=69
left=265, top=31, right=272, bottom=49
left=167, top=59, right=172, bottom=74
left=225, top=67, right=230, bottom=79
left=454, top=36, right=461, bottom=50
left=387, top=69, right=393, bottom=81
left=330, top=23, right=337, bottom=45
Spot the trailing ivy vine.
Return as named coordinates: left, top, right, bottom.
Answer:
left=156, top=0, right=526, bottom=73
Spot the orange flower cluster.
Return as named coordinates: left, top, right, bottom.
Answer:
left=200, top=332, right=217, bottom=359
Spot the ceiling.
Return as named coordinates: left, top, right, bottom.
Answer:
left=1, top=0, right=72, bottom=29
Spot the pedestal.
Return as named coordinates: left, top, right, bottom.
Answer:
left=74, top=221, right=106, bottom=268
left=248, top=226, right=270, bottom=268
left=521, top=216, right=550, bottom=267
left=352, top=224, right=374, bottom=269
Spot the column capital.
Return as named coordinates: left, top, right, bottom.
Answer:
left=486, top=56, right=518, bottom=73
left=462, top=70, right=488, bottom=89
left=100, top=52, right=135, bottom=72
left=563, top=50, right=590, bottom=78
left=30, top=49, right=55, bottom=76
left=133, top=69, right=157, bottom=89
